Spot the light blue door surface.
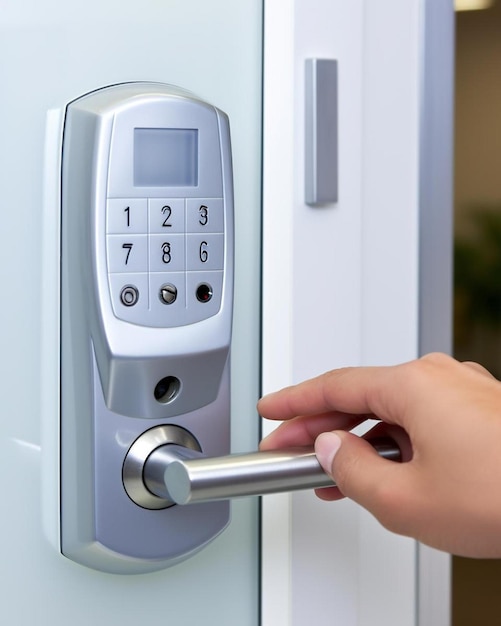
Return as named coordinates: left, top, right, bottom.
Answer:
left=0, top=1, right=262, bottom=623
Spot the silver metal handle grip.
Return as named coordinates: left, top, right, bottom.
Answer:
left=144, top=439, right=400, bottom=506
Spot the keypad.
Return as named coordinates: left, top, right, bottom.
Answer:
left=106, top=197, right=224, bottom=327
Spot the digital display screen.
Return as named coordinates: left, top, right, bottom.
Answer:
left=134, top=128, right=198, bottom=187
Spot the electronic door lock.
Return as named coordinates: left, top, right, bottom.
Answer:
left=47, top=82, right=235, bottom=574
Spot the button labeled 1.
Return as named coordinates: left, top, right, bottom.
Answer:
left=107, top=199, right=148, bottom=233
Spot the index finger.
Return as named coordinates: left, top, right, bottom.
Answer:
left=259, top=411, right=370, bottom=450
left=257, top=364, right=409, bottom=426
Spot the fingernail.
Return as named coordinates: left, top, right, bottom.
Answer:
left=315, top=432, right=342, bottom=475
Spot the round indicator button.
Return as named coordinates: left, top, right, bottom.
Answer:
left=159, top=283, right=177, bottom=305
left=120, top=285, right=139, bottom=307
left=196, top=283, right=213, bottom=303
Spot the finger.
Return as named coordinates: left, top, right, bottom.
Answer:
left=312, top=426, right=408, bottom=503
left=314, top=485, right=345, bottom=501
left=314, top=431, right=417, bottom=533
left=462, top=361, right=497, bottom=380
left=258, top=364, right=409, bottom=426
left=259, top=412, right=371, bottom=450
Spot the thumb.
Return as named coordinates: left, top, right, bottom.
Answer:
left=315, top=431, right=411, bottom=527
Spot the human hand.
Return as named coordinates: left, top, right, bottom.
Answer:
left=258, top=353, right=501, bottom=557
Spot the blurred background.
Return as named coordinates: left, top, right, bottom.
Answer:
left=453, top=0, right=501, bottom=623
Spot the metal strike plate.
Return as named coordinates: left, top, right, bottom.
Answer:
left=305, top=58, right=338, bottom=206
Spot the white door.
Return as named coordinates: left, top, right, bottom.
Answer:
left=0, top=1, right=262, bottom=624
left=261, top=1, right=453, bottom=624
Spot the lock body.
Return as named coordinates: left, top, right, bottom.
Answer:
left=52, top=83, right=234, bottom=573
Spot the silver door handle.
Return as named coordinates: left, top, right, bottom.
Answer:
left=142, top=438, right=400, bottom=506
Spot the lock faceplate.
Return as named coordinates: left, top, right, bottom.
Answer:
left=54, top=83, right=233, bottom=573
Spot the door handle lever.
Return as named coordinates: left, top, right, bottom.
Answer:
left=142, top=438, right=401, bottom=506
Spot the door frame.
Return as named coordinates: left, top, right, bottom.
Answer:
left=261, top=1, right=453, bottom=624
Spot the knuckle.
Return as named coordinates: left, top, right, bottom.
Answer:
left=397, top=352, right=455, bottom=390
left=418, top=352, right=454, bottom=368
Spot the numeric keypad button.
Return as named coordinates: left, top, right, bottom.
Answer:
left=109, top=273, right=149, bottom=323
left=107, top=199, right=147, bottom=234
left=149, top=272, right=186, bottom=326
left=120, top=285, right=139, bottom=307
left=186, top=198, right=224, bottom=233
left=186, top=271, right=223, bottom=318
left=186, top=234, right=224, bottom=271
left=149, top=199, right=185, bottom=233
left=107, top=234, right=148, bottom=273
left=149, top=234, right=185, bottom=272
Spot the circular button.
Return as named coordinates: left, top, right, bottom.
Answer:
left=120, top=285, right=139, bottom=307
left=159, top=283, right=177, bottom=305
left=196, top=283, right=213, bottom=303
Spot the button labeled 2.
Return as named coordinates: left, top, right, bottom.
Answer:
left=149, top=198, right=185, bottom=233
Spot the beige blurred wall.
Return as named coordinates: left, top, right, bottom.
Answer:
left=455, top=4, right=501, bottom=234
left=453, top=6, right=501, bottom=626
